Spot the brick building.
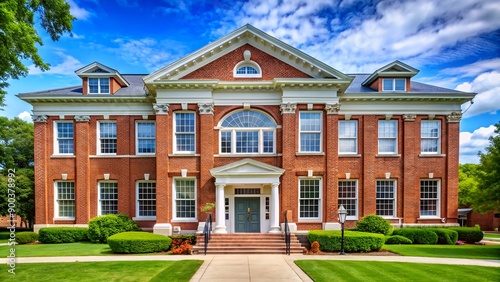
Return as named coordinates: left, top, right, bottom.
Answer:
left=19, top=25, right=475, bottom=235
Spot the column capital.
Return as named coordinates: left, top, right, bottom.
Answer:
left=32, top=115, right=48, bottom=123
left=403, top=114, right=417, bottom=121
left=214, top=182, right=226, bottom=188
left=447, top=111, right=462, bottom=123
left=198, top=103, right=214, bottom=114
left=280, top=102, right=297, bottom=114
left=74, top=115, right=90, bottom=122
left=324, top=103, right=341, bottom=114
left=153, top=103, right=170, bottom=114
left=271, top=182, right=280, bottom=188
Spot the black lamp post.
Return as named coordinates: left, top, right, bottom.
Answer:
left=338, top=205, right=347, bottom=255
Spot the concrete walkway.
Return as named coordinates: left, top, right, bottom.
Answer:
left=2, top=254, right=499, bottom=282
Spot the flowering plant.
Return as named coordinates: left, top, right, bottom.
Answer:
left=455, top=240, right=465, bottom=245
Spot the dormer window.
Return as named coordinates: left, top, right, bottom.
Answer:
left=89, top=78, right=110, bottom=94
left=233, top=50, right=262, bottom=78
left=382, top=78, right=406, bottom=91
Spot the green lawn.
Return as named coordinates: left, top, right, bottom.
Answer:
left=0, top=242, right=113, bottom=257
left=483, top=233, right=500, bottom=239
left=382, top=244, right=500, bottom=260
left=0, top=232, right=11, bottom=244
left=295, top=261, right=500, bottom=282
left=0, top=260, right=203, bottom=281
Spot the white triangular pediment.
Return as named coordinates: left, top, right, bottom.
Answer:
left=75, top=62, right=129, bottom=87
left=210, top=158, right=285, bottom=177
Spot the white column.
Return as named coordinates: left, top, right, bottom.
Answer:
left=269, top=182, right=281, bottom=233
left=214, top=183, right=227, bottom=233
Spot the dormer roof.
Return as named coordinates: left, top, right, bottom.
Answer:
left=76, top=62, right=130, bottom=87
left=362, top=60, right=419, bottom=86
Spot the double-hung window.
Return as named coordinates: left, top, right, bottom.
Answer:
left=174, top=112, right=195, bottom=154
left=55, top=181, right=75, bottom=219
left=339, top=120, right=358, bottom=154
left=88, top=78, right=110, bottom=94
left=219, top=110, right=276, bottom=154
left=98, top=182, right=118, bottom=215
left=55, top=121, right=74, bottom=155
left=376, top=180, right=396, bottom=217
left=136, top=122, right=156, bottom=154
left=299, top=112, right=322, bottom=153
left=173, top=179, right=196, bottom=220
left=98, top=121, right=117, bottom=154
left=136, top=182, right=156, bottom=218
left=299, top=178, right=322, bottom=221
left=382, top=78, right=406, bottom=91
left=421, top=120, right=440, bottom=154
left=338, top=180, right=357, bottom=219
left=378, top=120, right=397, bottom=154
left=420, top=180, right=440, bottom=217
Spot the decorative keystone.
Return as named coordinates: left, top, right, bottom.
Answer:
left=153, top=103, right=170, bottom=114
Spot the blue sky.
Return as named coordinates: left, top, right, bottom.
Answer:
left=2, top=0, right=499, bottom=163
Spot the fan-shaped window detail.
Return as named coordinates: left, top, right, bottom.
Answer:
left=233, top=50, right=262, bottom=78
left=236, top=66, right=259, bottom=75
left=219, top=110, right=276, bottom=154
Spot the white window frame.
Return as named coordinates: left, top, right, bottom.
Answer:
left=136, top=121, right=156, bottom=155
left=338, top=180, right=358, bottom=220
left=172, top=178, right=197, bottom=222
left=54, top=121, right=74, bottom=155
left=378, top=120, right=398, bottom=154
left=97, top=120, right=117, bottom=155
left=173, top=112, right=196, bottom=154
left=88, top=77, right=110, bottom=94
left=135, top=181, right=156, bottom=220
left=338, top=120, right=358, bottom=154
left=299, top=111, right=323, bottom=153
left=54, top=181, right=75, bottom=220
left=420, top=120, right=441, bottom=154
left=298, top=177, right=322, bottom=222
left=420, top=179, right=441, bottom=218
left=233, top=61, right=262, bottom=78
left=98, top=181, right=118, bottom=216
left=376, top=180, right=397, bottom=218
left=382, top=78, right=406, bottom=91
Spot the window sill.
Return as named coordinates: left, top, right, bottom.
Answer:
left=168, top=153, right=200, bottom=157
left=296, top=152, right=325, bottom=156
left=136, top=153, right=156, bottom=157
left=51, top=154, right=76, bottom=159
left=419, top=154, right=446, bottom=158
left=90, top=155, right=155, bottom=158
left=53, top=217, right=75, bottom=221
left=215, top=154, right=282, bottom=157
left=298, top=219, right=322, bottom=223
left=376, top=154, right=401, bottom=158
left=171, top=219, right=198, bottom=223
left=132, top=217, right=156, bottom=221
left=338, top=154, right=361, bottom=158
left=417, top=217, right=441, bottom=220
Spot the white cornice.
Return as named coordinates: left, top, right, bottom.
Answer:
left=18, top=95, right=150, bottom=103
left=340, top=93, right=475, bottom=103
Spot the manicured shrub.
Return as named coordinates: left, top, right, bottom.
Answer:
left=449, top=227, right=484, bottom=243
left=307, top=230, right=385, bottom=252
left=15, top=231, right=39, bottom=244
left=88, top=214, right=141, bottom=243
left=107, top=232, right=172, bottom=254
left=427, top=228, right=458, bottom=245
left=392, top=228, right=438, bottom=244
left=385, top=235, right=412, bottom=244
left=38, top=227, right=89, bottom=243
left=355, top=214, right=393, bottom=235
left=170, top=235, right=196, bottom=250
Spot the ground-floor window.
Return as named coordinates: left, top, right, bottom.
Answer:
left=376, top=180, right=396, bottom=217
left=136, top=181, right=156, bottom=218
left=299, top=178, right=322, bottom=221
left=173, top=179, right=196, bottom=220
left=338, top=180, right=357, bottom=219
left=98, top=181, right=118, bottom=215
left=55, top=181, right=75, bottom=219
left=420, top=180, right=440, bottom=217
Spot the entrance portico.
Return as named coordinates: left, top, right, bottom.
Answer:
left=209, top=159, right=285, bottom=234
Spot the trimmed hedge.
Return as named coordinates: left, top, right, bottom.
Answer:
left=355, top=215, right=393, bottom=235
left=107, top=232, right=172, bottom=254
left=449, top=227, right=484, bottom=243
left=385, top=235, right=412, bottom=244
left=392, top=228, right=438, bottom=244
left=15, top=231, right=39, bottom=244
left=427, top=228, right=458, bottom=245
left=88, top=214, right=141, bottom=243
left=38, top=227, right=89, bottom=243
left=307, top=230, right=385, bottom=252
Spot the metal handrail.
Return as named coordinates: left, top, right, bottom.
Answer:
left=203, top=213, right=212, bottom=255
left=284, top=211, right=291, bottom=255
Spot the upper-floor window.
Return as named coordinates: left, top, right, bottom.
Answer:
left=54, top=121, right=74, bottom=155
left=299, top=112, right=322, bottom=153
left=136, top=121, right=156, bottom=154
left=421, top=120, right=440, bottom=154
left=174, top=112, right=195, bottom=154
left=378, top=120, right=397, bottom=154
left=219, top=110, right=276, bottom=154
left=98, top=121, right=117, bottom=154
left=338, top=180, right=357, bottom=220
left=382, top=78, right=405, bottom=91
left=88, top=78, right=110, bottom=94
left=339, top=120, right=358, bottom=154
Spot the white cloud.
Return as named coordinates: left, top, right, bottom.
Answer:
left=460, top=125, right=497, bottom=163
left=17, top=111, right=32, bottom=123
left=443, top=58, right=500, bottom=78
left=67, top=0, right=91, bottom=20
left=457, top=71, right=500, bottom=118
left=28, top=52, right=83, bottom=75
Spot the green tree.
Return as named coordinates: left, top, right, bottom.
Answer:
left=474, top=122, right=500, bottom=213
left=0, top=0, right=75, bottom=107
left=458, top=163, right=479, bottom=207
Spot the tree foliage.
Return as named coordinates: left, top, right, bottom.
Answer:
left=458, top=163, right=479, bottom=207
left=0, top=0, right=75, bottom=106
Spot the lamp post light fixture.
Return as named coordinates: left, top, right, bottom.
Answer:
left=338, top=205, right=347, bottom=255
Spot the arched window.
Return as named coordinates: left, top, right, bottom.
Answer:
left=233, top=50, right=262, bottom=78
left=219, top=110, right=276, bottom=154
